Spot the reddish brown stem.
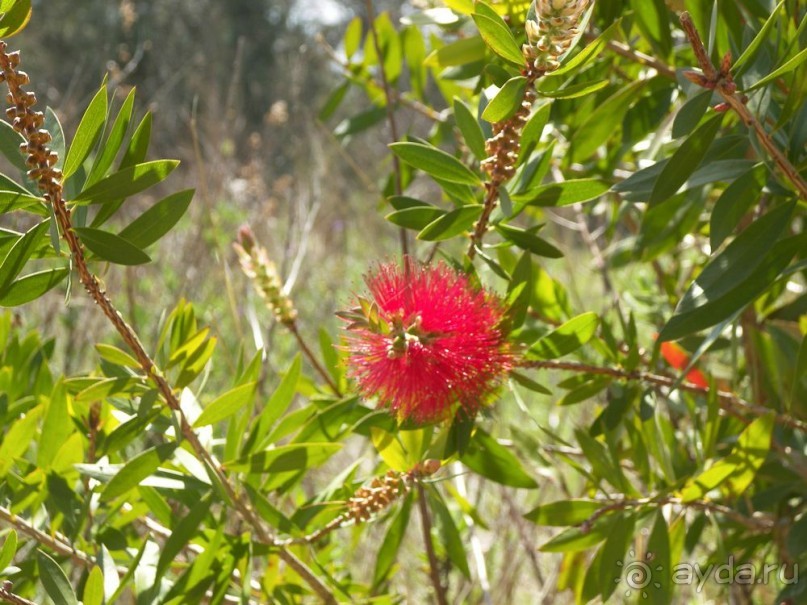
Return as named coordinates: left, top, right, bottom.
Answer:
left=679, top=12, right=807, bottom=200
left=519, top=359, right=807, bottom=432
left=416, top=482, right=449, bottom=605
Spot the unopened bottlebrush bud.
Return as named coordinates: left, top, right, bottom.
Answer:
left=234, top=225, right=298, bottom=325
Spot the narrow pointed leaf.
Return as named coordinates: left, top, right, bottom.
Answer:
left=528, top=312, right=599, bottom=359
left=63, top=84, right=108, bottom=179
left=73, top=160, right=179, bottom=205
left=74, top=227, right=151, bottom=265
left=118, top=188, right=194, bottom=249
left=473, top=12, right=524, bottom=66
left=390, top=142, right=481, bottom=186
left=37, top=550, right=79, bottom=605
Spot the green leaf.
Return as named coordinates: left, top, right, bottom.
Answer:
left=371, top=428, right=409, bottom=472
left=74, top=227, right=151, bottom=266
left=645, top=512, right=672, bottom=605
left=538, top=79, right=609, bottom=99
left=319, top=82, right=349, bottom=122
left=539, top=514, right=615, bottom=552
left=545, top=19, right=620, bottom=78
left=570, top=79, right=646, bottom=162
left=506, top=251, right=533, bottom=329
left=417, top=205, right=482, bottom=241
left=0, top=406, right=42, bottom=478
left=120, top=112, right=152, bottom=169
left=461, top=429, right=537, bottom=488
left=390, top=142, right=481, bottom=186
left=373, top=494, right=413, bottom=587
left=649, top=115, right=723, bottom=206
left=472, top=12, right=524, bottom=66
left=524, top=500, right=602, bottom=526
left=428, top=486, right=471, bottom=577
left=86, top=87, right=137, bottom=186
left=0, top=0, right=31, bottom=37
left=155, top=494, right=212, bottom=580
left=732, top=0, right=785, bottom=77
left=259, top=355, right=302, bottom=430
left=710, top=164, right=766, bottom=250
left=599, top=513, right=636, bottom=602
left=453, top=97, right=487, bottom=161
left=63, top=83, right=108, bottom=180
left=518, top=104, right=551, bottom=163
left=0, top=268, right=68, bottom=307
left=74, top=160, right=179, bottom=205
left=0, top=219, right=49, bottom=292
left=343, top=16, right=362, bottom=59
left=495, top=224, right=563, bottom=258
left=100, top=443, right=177, bottom=501
left=671, top=90, right=712, bottom=139
left=631, top=0, right=672, bottom=57
left=37, top=550, right=79, bottom=605
left=194, top=382, right=256, bottom=428
left=37, top=381, right=71, bottom=468
left=95, top=343, right=140, bottom=368
left=82, top=566, right=104, bottom=605
left=659, top=204, right=797, bottom=341
left=512, top=178, right=609, bottom=211
left=385, top=205, right=445, bottom=231
left=482, top=76, right=528, bottom=123
left=0, top=530, right=17, bottom=572
left=0, top=120, right=26, bottom=171
left=0, top=190, right=44, bottom=214
left=424, top=36, right=486, bottom=68
left=679, top=412, right=775, bottom=502
left=528, top=312, right=599, bottom=359
left=748, top=46, right=807, bottom=90
left=227, top=442, right=342, bottom=474
left=118, top=188, right=193, bottom=249
left=509, top=371, right=551, bottom=395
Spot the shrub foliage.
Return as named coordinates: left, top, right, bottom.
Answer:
left=0, top=0, right=805, bottom=603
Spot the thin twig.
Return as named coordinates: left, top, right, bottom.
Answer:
left=416, top=482, right=449, bottom=605
left=0, top=506, right=94, bottom=569
left=595, top=37, right=677, bottom=80
left=519, top=359, right=807, bottom=432
left=363, top=0, right=408, bottom=257
left=578, top=496, right=774, bottom=534
left=0, top=583, right=37, bottom=605
left=679, top=12, right=807, bottom=200
left=288, top=321, right=342, bottom=397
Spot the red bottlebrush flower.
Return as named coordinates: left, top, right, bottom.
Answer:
left=659, top=340, right=709, bottom=389
left=341, top=258, right=512, bottom=423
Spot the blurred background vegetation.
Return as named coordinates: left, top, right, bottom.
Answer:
left=3, top=0, right=423, bottom=382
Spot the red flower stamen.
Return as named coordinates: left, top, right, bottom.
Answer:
left=342, top=258, right=512, bottom=422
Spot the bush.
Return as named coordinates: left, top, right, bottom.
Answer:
left=0, top=0, right=805, bottom=603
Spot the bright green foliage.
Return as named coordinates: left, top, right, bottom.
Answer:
left=0, top=0, right=805, bottom=604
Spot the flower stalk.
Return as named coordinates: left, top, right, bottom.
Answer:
left=468, top=0, right=592, bottom=259
left=235, top=225, right=342, bottom=396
